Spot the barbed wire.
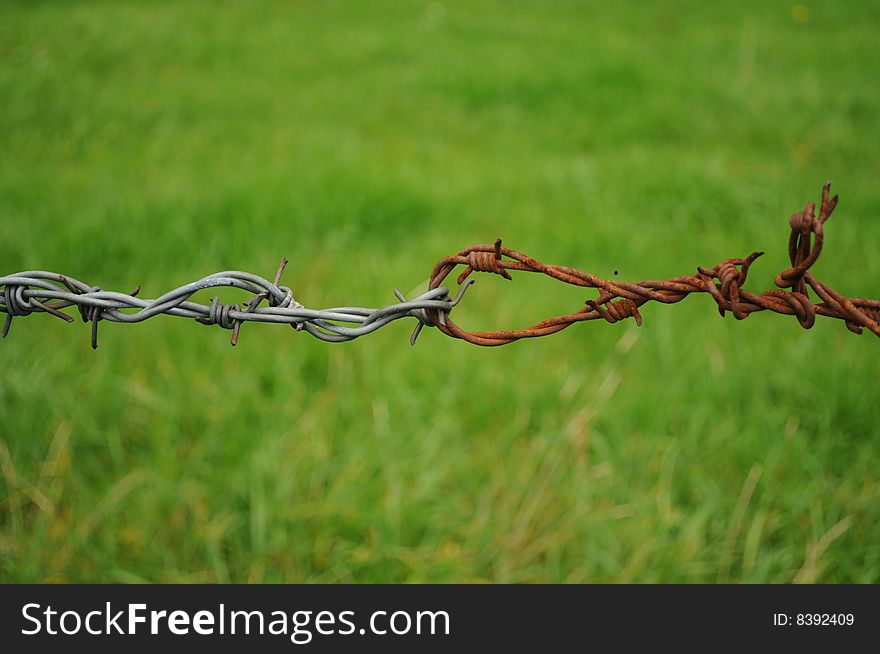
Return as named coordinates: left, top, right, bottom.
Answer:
left=0, top=259, right=472, bottom=349
left=2, top=183, right=878, bottom=348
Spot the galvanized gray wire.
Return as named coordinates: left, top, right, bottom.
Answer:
left=0, top=265, right=474, bottom=348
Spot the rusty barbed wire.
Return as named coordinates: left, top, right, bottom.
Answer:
left=425, top=183, right=880, bottom=345
left=1, top=183, right=878, bottom=348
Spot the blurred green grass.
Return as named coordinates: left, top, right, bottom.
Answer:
left=1, top=0, right=878, bottom=582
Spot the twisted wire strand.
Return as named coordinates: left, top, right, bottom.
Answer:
left=424, top=183, right=880, bottom=345
left=0, top=261, right=471, bottom=348
left=2, top=184, right=878, bottom=348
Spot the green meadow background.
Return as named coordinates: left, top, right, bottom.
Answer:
left=1, top=0, right=878, bottom=583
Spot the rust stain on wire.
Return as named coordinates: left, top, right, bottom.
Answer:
left=2, top=184, right=878, bottom=348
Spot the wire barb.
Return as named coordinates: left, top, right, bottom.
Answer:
left=1, top=185, right=878, bottom=348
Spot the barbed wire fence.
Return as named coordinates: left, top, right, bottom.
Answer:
left=2, top=184, right=878, bottom=349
